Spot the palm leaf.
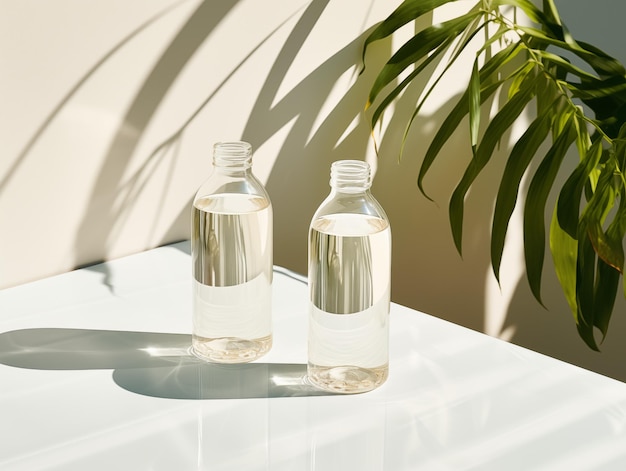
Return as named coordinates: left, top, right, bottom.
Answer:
left=450, top=71, right=539, bottom=255
left=576, top=229, right=600, bottom=350
left=556, top=137, right=603, bottom=238
left=361, top=0, right=457, bottom=66
left=362, top=0, right=626, bottom=350
left=493, top=0, right=547, bottom=25
left=550, top=202, right=578, bottom=316
left=517, top=25, right=625, bottom=76
left=587, top=183, right=626, bottom=341
left=367, top=12, right=481, bottom=108
left=567, top=77, right=626, bottom=103
left=491, top=103, right=555, bottom=281
left=534, top=50, right=601, bottom=82
left=523, top=116, right=577, bottom=304
left=592, top=258, right=620, bottom=340
left=583, top=161, right=625, bottom=272
left=369, top=35, right=455, bottom=129
left=400, top=18, right=494, bottom=159
left=417, top=80, right=504, bottom=200
left=469, top=59, right=481, bottom=153
left=418, top=41, right=524, bottom=197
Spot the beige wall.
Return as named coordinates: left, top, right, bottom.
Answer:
left=1, top=0, right=624, bottom=381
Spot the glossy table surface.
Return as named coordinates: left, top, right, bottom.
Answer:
left=1, top=242, right=626, bottom=470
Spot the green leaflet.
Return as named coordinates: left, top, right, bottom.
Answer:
left=400, top=18, right=492, bottom=160
left=369, top=35, right=455, bottom=130
left=476, top=40, right=524, bottom=82
left=517, top=26, right=625, bottom=76
left=469, top=59, right=481, bottom=153
left=523, top=117, right=577, bottom=304
left=534, top=50, right=600, bottom=82
left=418, top=41, right=523, bottom=197
left=541, top=0, right=561, bottom=26
left=417, top=81, right=503, bottom=200
left=367, top=12, right=481, bottom=108
left=573, top=113, right=591, bottom=159
left=491, top=103, right=555, bottom=281
left=361, top=0, right=456, bottom=67
left=492, top=0, right=546, bottom=25
left=475, top=21, right=512, bottom=63
left=449, top=9, right=485, bottom=61
left=575, top=194, right=621, bottom=349
left=583, top=161, right=626, bottom=273
left=450, top=72, right=540, bottom=255
left=536, top=60, right=559, bottom=123
left=508, top=62, right=536, bottom=100
left=584, top=177, right=626, bottom=344
left=606, top=130, right=626, bottom=274
left=576, top=231, right=600, bottom=350
left=567, top=77, right=626, bottom=103
left=557, top=137, right=603, bottom=238
left=591, top=257, right=620, bottom=341
left=550, top=202, right=578, bottom=318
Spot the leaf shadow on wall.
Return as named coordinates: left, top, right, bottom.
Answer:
left=377, top=99, right=519, bottom=334
left=241, top=0, right=388, bottom=276
left=69, top=0, right=329, bottom=285
left=238, top=2, right=507, bottom=337
left=0, top=1, right=244, bottom=289
left=101, top=0, right=383, bottom=276
left=72, top=0, right=242, bottom=274
left=0, top=0, right=191, bottom=196
left=5, top=0, right=387, bottom=292
left=10, top=0, right=511, bottom=346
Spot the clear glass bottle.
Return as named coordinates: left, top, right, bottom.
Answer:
left=307, top=160, right=391, bottom=393
left=191, top=141, right=273, bottom=363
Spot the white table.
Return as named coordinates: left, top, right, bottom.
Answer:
left=1, top=242, right=625, bottom=470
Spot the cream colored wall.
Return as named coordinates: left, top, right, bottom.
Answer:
left=1, top=0, right=624, bottom=381
left=0, top=0, right=400, bottom=283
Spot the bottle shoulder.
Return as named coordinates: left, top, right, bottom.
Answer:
left=194, top=171, right=271, bottom=203
left=312, top=191, right=388, bottom=223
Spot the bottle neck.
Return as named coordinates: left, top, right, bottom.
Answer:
left=329, top=160, right=372, bottom=193
left=212, top=141, right=253, bottom=171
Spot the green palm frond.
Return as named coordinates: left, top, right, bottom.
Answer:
left=362, top=0, right=626, bottom=350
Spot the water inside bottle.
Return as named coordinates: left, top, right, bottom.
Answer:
left=191, top=193, right=272, bottom=363
left=308, top=213, right=390, bottom=393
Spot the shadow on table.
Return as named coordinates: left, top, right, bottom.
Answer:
left=0, top=328, right=330, bottom=400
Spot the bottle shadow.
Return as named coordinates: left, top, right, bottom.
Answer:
left=0, top=328, right=331, bottom=400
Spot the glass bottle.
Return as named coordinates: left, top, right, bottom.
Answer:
left=307, top=160, right=391, bottom=393
left=191, top=141, right=273, bottom=363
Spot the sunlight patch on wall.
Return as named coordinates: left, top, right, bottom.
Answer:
left=306, top=65, right=360, bottom=148
left=255, top=116, right=299, bottom=185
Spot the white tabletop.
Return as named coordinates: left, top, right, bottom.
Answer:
left=1, top=242, right=625, bottom=470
